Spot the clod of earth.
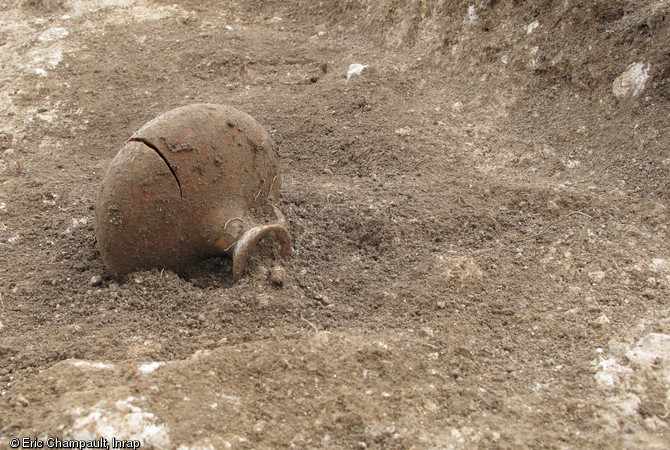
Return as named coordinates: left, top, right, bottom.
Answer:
left=94, top=103, right=291, bottom=279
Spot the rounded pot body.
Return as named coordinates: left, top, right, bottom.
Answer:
left=95, top=103, right=283, bottom=276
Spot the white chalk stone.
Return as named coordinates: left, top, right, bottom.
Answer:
left=68, top=396, right=170, bottom=447
left=38, top=27, right=69, bottom=42
left=612, top=62, right=650, bottom=99
left=527, top=21, right=539, bottom=34
left=136, top=361, right=166, bottom=374
left=347, top=63, right=368, bottom=80
left=595, top=357, right=631, bottom=389
left=628, top=333, right=670, bottom=369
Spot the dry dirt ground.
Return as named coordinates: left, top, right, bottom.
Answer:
left=1, top=0, right=670, bottom=448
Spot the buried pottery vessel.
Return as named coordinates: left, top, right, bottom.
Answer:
left=94, top=103, right=291, bottom=279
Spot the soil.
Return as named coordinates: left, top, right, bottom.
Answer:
left=1, top=0, right=669, bottom=448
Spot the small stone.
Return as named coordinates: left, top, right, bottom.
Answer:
left=419, top=327, right=435, bottom=337
left=455, top=347, right=472, bottom=358
left=89, top=275, right=103, bottom=287
left=394, top=127, right=413, bottom=137
left=588, top=271, right=606, bottom=284
left=612, top=62, right=649, bottom=99
left=592, top=314, right=610, bottom=327
left=269, top=265, right=285, bottom=286
left=253, top=421, right=266, bottom=435
left=314, top=294, right=331, bottom=305
left=436, top=301, right=446, bottom=309
left=16, top=394, right=29, bottom=406
left=346, top=63, right=367, bottom=79
left=642, top=289, right=656, bottom=299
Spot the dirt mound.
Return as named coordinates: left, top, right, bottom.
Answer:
left=313, top=0, right=670, bottom=96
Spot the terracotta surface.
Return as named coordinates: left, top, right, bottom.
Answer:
left=95, top=104, right=291, bottom=278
